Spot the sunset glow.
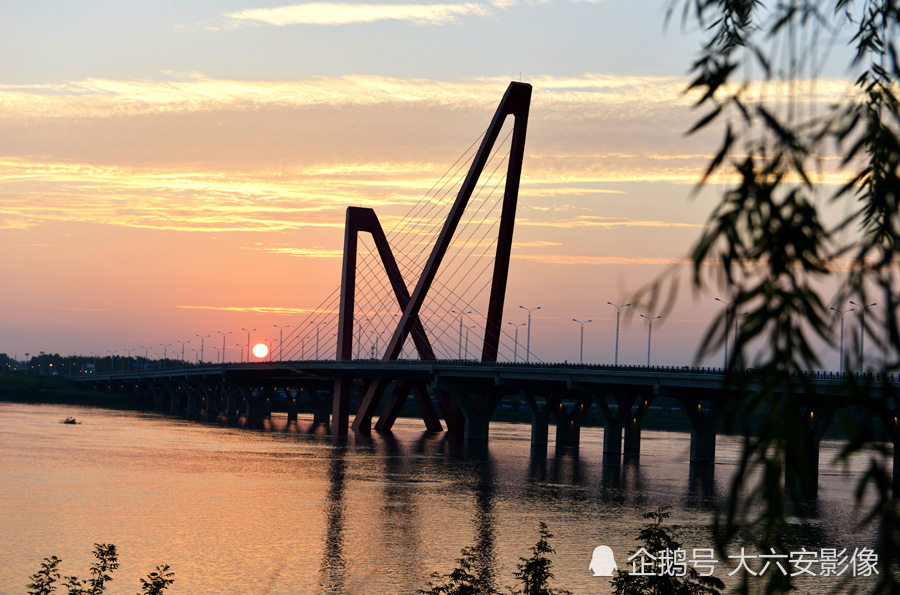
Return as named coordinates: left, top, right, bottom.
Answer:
left=0, top=1, right=863, bottom=369
left=252, top=343, right=269, bottom=359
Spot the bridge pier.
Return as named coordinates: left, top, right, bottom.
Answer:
left=311, top=389, right=332, bottom=424
left=594, top=394, right=639, bottom=456
left=225, top=385, right=238, bottom=425
left=454, top=393, right=503, bottom=442
left=168, top=382, right=182, bottom=416
left=202, top=382, right=220, bottom=422
left=624, top=395, right=654, bottom=455
left=247, top=387, right=273, bottom=428
left=149, top=383, right=165, bottom=413
left=332, top=377, right=351, bottom=436
left=679, top=397, right=717, bottom=464
left=287, top=387, right=299, bottom=424
left=523, top=392, right=552, bottom=447
left=435, top=389, right=465, bottom=438
left=785, top=406, right=834, bottom=498
left=185, top=382, right=199, bottom=420
left=553, top=395, right=592, bottom=447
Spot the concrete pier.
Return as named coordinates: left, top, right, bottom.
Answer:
left=523, top=392, right=552, bottom=447
left=624, top=396, right=654, bottom=455
left=679, top=397, right=717, bottom=464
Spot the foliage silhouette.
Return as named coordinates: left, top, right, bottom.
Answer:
left=642, top=1, right=900, bottom=593
left=610, top=507, right=724, bottom=595
left=508, top=522, right=572, bottom=595
left=420, top=523, right=570, bottom=595
left=419, top=545, right=499, bottom=595
left=25, top=544, right=173, bottom=595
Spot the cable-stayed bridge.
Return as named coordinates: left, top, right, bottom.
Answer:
left=70, top=81, right=900, bottom=495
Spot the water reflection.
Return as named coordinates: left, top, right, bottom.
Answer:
left=684, top=463, right=717, bottom=511
left=320, top=444, right=348, bottom=594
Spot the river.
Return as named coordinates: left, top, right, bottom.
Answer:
left=0, top=402, right=885, bottom=594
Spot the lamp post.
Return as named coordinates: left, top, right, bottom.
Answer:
left=373, top=331, right=383, bottom=358
left=236, top=343, right=244, bottom=363
left=196, top=334, right=209, bottom=363
left=212, top=346, right=220, bottom=364
left=572, top=319, right=592, bottom=364
left=176, top=340, right=190, bottom=365
left=464, top=324, right=479, bottom=360
left=849, top=301, right=877, bottom=374
left=507, top=321, right=526, bottom=363
left=159, top=343, right=171, bottom=368
left=519, top=305, right=541, bottom=363
left=217, top=330, right=232, bottom=364
left=273, top=325, right=290, bottom=361
left=640, top=315, right=662, bottom=367
left=830, top=306, right=855, bottom=375
left=310, top=321, right=327, bottom=360
left=607, top=302, right=630, bottom=367
left=451, top=310, right=473, bottom=359
left=715, top=298, right=735, bottom=369
left=354, top=316, right=365, bottom=359
left=241, top=328, right=256, bottom=363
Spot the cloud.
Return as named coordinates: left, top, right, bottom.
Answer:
left=512, top=254, right=696, bottom=265
left=176, top=305, right=324, bottom=315
left=243, top=243, right=345, bottom=258
left=518, top=216, right=706, bottom=229
left=225, top=2, right=489, bottom=26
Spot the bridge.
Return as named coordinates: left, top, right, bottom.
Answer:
left=72, top=359, right=900, bottom=495
left=69, top=80, right=900, bottom=496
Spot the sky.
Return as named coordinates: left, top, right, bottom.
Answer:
left=0, top=0, right=872, bottom=369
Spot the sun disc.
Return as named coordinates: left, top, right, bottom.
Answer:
left=252, top=343, right=268, bottom=359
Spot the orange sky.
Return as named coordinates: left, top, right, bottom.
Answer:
left=0, top=5, right=871, bottom=368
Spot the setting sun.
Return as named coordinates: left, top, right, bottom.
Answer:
left=252, top=343, right=268, bottom=359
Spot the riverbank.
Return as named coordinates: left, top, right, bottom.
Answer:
left=0, top=375, right=145, bottom=410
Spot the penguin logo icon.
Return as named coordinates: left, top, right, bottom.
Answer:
left=589, top=545, right=617, bottom=576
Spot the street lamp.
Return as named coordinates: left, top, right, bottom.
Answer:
left=217, top=330, right=232, bottom=364
left=464, top=324, right=479, bottom=360
left=507, top=321, right=526, bottom=363
left=607, top=302, right=630, bottom=367
left=273, top=324, right=290, bottom=361
left=159, top=343, right=171, bottom=368
left=572, top=319, right=592, bottom=364
left=176, top=340, right=190, bottom=365
left=849, top=301, right=877, bottom=374
left=242, top=328, right=256, bottom=363
left=196, top=334, right=210, bottom=363
left=715, top=298, right=735, bottom=369
left=830, top=306, right=854, bottom=375
left=451, top=309, right=473, bottom=359
left=310, top=321, right=327, bottom=360
left=519, top=305, right=541, bottom=363
left=640, top=315, right=662, bottom=367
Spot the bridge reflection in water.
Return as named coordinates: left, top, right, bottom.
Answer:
left=72, top=359, right=900, bottom=498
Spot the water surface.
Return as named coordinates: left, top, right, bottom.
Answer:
left=0, top=403, right=882, bottom=594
